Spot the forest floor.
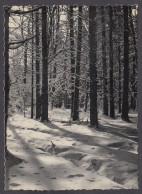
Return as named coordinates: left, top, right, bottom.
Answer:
left=5, top=108, right=138, bottom=190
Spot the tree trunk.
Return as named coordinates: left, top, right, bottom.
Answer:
left=31, top=11, right=34, bottom=118
left=24, top=42, right=28, bottom=84
left=109, top=6, right=115, bottom=118
left=122, top=6, right=129, bottom=121
left=130, top=56, right=137, bottom=110
left=23, top=35, right=28, bottom=117
left=4, top=6, right=10, bottom=152
left=73, top=6, right=82, bottom=121
left=129, top=6, right=137, bottom=65
left=84, top=92, right=89, bottom=112
left=35, top=10, right=41, bottom=119
left=41, top=6, right=48, bottom=122
left=118, top=45, right=122, bottom=113
left=51, top=7, right=59, bottom=109
left=129, top=6, right=137, bottom=111
left=101, top=6, right=108, bottom=116
left=69, top=6, right=75, bottom=118
left=89, top=6, right=98, bottom=127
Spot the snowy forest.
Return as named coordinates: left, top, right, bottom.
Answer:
left=5, top=5, right=138, bottom=190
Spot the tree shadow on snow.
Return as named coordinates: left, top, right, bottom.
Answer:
left=98, top=122, right=138, bottom=142
left=42, top=122, right=138, bottom=165
left=6, top=121, right=59, bottom=190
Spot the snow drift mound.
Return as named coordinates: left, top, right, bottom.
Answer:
left=87, top=159, right=103, bottom=171
left=59, top=151, right=86, bottom=160
left=80, top=155, right=138, bottom=188
left=99, top=160, right=138, bottom=187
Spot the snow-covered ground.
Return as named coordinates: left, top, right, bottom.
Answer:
left=6, top=109, right=138, bottom=190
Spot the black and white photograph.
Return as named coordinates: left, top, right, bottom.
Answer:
left=4, top=5, right=138, bottom=190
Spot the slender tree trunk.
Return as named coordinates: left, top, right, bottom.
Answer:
left=130, top=56, right=137, bottom=110
left=69, top=6, right=75, bottom=118
left=122, top=6, right=129, bottom=121
left=101, top=6, right=108, bottom=116
left=129, top=6, right=137, bottom=65
left=23, top=41, right=28, bottom=117
left=84, top=91, right=89, bottom=112
left=62, top=50, right=67, bottom=108
left=73, top=6, right=82, bottom=121
left=84, top=57, right=89, bottom=113
left=129, top=6, right=137, bottom=111
left=4, top=6, right=10, bottom=152
left=118, top=45, right=122, bottom=113
left=41, top=6, right=48, bottom=122
left=51, top=7, right=59, bottom=108
left=89, top=6, right=98, bottom=127
left=109, top=6, right=115, bottom=118
left=24, top=42, right=28, bottom=84
left=35, top=10, right=41, bottom=119
left=31, top=11, right=34, bottom=118
left=23, top=100, right=26, bottom=117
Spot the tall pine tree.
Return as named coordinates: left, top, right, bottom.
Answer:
left=41, top=6, right=48, bottom=122
left=73, top=6, right=82, bottom=121
left=109, top=6, right=115, bottom=118
left=122, top=6, right=129, bottom=121
left=89, top=6, right=98, bottom=127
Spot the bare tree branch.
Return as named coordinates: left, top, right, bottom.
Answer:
left=48, top=47, right=65, bottom=64
left=9, top=43, right=24, bottom=49
left=9, top=6, right=44, bottom=14
left=9, top=35, right=36, bottom=45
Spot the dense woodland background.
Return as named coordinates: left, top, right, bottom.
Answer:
left=4, top=5, right=139, bottom=190
left=4, top=5, right=138, bottom=131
